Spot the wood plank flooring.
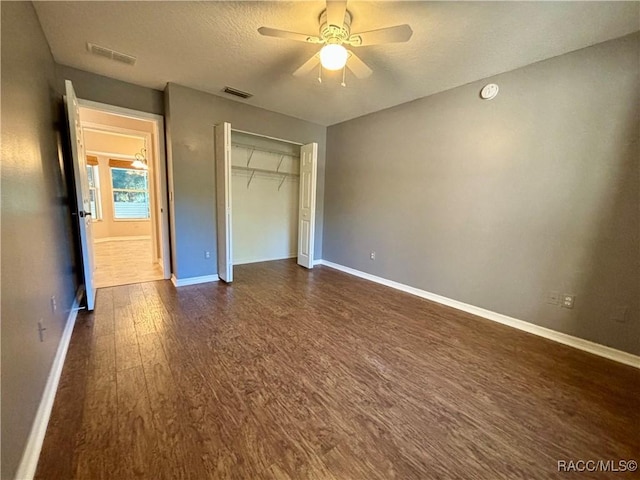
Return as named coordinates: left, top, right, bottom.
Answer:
left=36, top=260, right=639, bottom=479
left=94, top=238, right=163, bottom=288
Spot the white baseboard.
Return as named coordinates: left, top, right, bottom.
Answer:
left=171, top=274, right=219, bottom=287
left=316, top=259, right=640, bottom=369
left=94, top=235, right=151, bottom=243
left=15, top=287, right=84, bottom=480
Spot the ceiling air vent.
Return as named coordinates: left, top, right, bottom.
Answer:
left=223, top=86, right=253, bottom=99
left=87, top=43, right=137, bottom=66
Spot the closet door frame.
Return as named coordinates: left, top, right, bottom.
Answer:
left=216, top=127, right=317, bottom=278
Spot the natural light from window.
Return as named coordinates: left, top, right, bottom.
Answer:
left=111, top=167, right=150, bottom=220
left=87, top=164, right=102, bottom=221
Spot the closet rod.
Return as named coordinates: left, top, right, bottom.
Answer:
left=231, top=142, right=300, bottom=159
left=231, top=165, right=299, bottom=177
left=231, top=128, right=303, bottom=146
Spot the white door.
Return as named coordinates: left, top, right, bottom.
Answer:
left=64, top=80, right=96, bottom=310
left=297, top=143, right=318, bottom=269
left=215, top=122, right=233, bottom=282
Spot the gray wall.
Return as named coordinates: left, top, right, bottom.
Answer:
left=324, top=33, right=640, bottom=355
left=165, top=83, right=326, bottom=280
left=57, top=64, right=164, bottom=115
left=1, top=2, right=79, bottom=478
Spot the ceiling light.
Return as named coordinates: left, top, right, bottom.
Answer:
left=319, top=44, right=348, bottom=71
left=131, top=147, right=148, bottom=170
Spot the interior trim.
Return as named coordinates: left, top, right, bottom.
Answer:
left=316, top=259, right=640, bottom=369
left=170, top=274, right=220, bottom=287
left=14, top=288, right=84, bottom=480
left=94, top=235, right=151, bottom=243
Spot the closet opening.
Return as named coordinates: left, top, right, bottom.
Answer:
left=215, top=123, right=318, bottom=283
left=230, top=130, right=301, bottom=266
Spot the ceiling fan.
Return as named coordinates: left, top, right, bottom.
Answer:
left=258, top=0, right=413, bottom=85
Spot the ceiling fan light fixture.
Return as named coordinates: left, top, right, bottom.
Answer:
left=258, top=0, right=412, bottom=81
left=319, top=44, right=348, bottom=70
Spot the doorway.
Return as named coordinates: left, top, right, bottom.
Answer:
left=230, top=130, right=301, bottom=265
left=77, top=100, right=171, bottom=289
left=214, top=123, right=318, bottom=283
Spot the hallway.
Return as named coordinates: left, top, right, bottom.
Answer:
left=93, top=238, right=163, bottom=288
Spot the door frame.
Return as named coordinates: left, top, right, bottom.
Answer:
left=77, top=99, right=171, bottom=279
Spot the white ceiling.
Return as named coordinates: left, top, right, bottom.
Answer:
left=34, top=1, right=639, bottom=126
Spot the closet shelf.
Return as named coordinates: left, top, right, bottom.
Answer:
left=231, top=142, right=300, bottom=159
left=232, top=165, right=299, bottom=190
left=231, top=165, right=299, bottom=177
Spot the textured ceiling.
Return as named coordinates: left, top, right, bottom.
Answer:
left=34, top=1, right=639, bottom=126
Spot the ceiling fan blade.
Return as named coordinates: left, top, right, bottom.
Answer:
left=346, top=51, right=372, bottom=79
left=347, top=24, right=413, bottom=46
left=293, top=54, right=320, bottom=77
left=258, top=27, right=323, bottom=44
left=326, top=0, right=347, bottom=28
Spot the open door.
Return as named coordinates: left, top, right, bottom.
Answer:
left=215, top=122, right=233, bottom=283
left=64, top=80, right=96, bottom=309
left=297, top=142, right=318, bottom=269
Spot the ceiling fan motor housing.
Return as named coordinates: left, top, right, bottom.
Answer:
left=319, top=9, right=352, bottom=44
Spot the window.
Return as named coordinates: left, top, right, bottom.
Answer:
left=86, top=165, right=102, bottom=221
left=110, top=167, right=150, bottom=220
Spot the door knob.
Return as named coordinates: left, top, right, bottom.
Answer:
left=79, top=211, right=92, bottom=218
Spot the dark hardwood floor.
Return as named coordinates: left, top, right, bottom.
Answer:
left=36, top=260, right=639, bottom=479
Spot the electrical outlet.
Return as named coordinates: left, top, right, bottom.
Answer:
left=204, top=251, right=211, bottom=259
left=611, top=306, right=629, bottom=323
left=37, top=320, right=47, bottom=342
left=545, top=292, right=560, bottom=306
left=561, top=294, right=575, bottom=309
left=370, top=251, right=376, bottom=260
left=50, top=295, right=57, bottom=313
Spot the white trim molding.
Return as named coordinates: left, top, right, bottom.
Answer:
left=171, top=274, right=219, bottom=287
left=316, top=260, right=640, bottom=369
left=85, top=149, right=137, bottom=160
left=15, top=288, right=84, bottom=480
left=77, top=99, right=163, bottom=123
left=94, top=235, right=151, bottom=243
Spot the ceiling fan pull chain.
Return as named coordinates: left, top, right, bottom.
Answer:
left=318, top=63, right=323, bottom=83
left=341, top=66, right=347, bottom=87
